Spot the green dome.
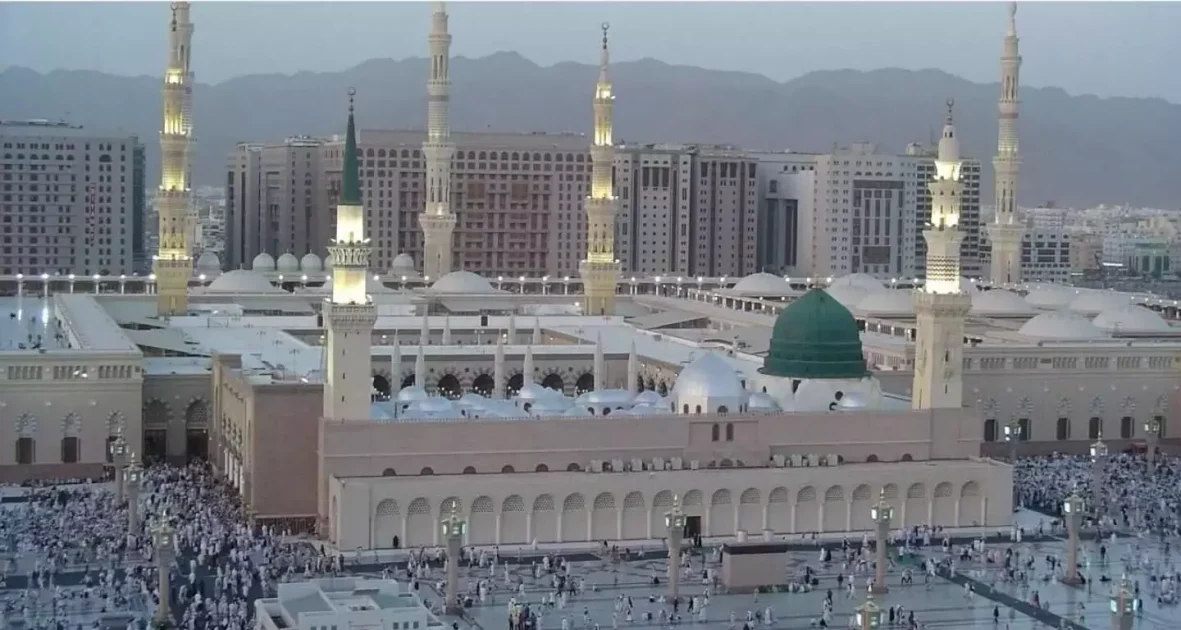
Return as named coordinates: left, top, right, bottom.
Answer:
left=761, top=288, right=870, bottom=380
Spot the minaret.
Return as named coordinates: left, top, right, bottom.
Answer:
left=579, top=23, right=622, bottom=316
left=523, top=346, right=535, bottom=385
left=441, top=315, right=452, bottom=345
left=626, top=340, right=638, bottom=396
left=420, top=313, right=430, bottom=345
left=391, top=337, right=402, bottom=389
left=493, top=339, right=505, bottom=398
left=986, top=2, right=1025, bottom=286
left=154, top=2, right=195, bottom=316
left=593, top=332, right=606, bottom=391
left=531, top=317, right=542, bottom=345
left=415, top=344, right=427, bottom=387
left=507, top=315, right=517, bottom=343
left=323, top=90, right=378, bottom=421
left=418, top=2, right=457, bottom=281
left=912, top=101, right=972, bottom=411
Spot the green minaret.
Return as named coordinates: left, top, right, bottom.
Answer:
left=340, top=88, right=361, bottom=206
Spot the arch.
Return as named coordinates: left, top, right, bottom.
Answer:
left=768, top=487, right=790, bottom=533
left=932, top=482, right=955, bottom=526
left=381, top=468, right=396, bottom=476
left=501, top=495, right=528, bottom=544
left=649, top=490, right=674, bottom=535
left=645, top=377, right=656, bottom=391
left=566, top=462, right=582, bottom=472
left=574, top=373, right=595, bottom=395
left=469, top=496, right=496, bottom=545
left=959, top=481, right=982, bottom=526
left=561, top=492, right=588, bottom=542
left=535, top=463, right=549, bottom=472
left=737, top=488, right=761, bottom=533
left=900, top=453, right=913, bottom=462
left=709, top=489, right=734, bottom=536
left=904, top=483, right=927, bottom=527
left=405, top=498, right=432, bottom=546
left=471, top=373, right=495, bottom=397
left=795, top=486, right=818, bottom=533
left=620, top=491, right=646, bottom=539
left=439, top=497, right=463, bottom=516
left=462, top=466, right=477, bottom=474
left=850, top=484, right=874, bottom=531
left=866, top=454, right=879, bottom=463
left=507, top=373, right=525, bottom=397
left=372, top=374, right=392, bottom=401
left=591, top=492, right=616, bottom=540
left=184, top=399, right=208, bottom=426
left=420, top=466, right=434, bottom=475
left=374, top=499, right=400, bottom=548
left=105, top=411, right=126, bottom=436
left=437, top=374, right=462, bottom=399
left=822, top=486, right=846, bottom=533
left=541, top=373, right=565, bottom=392
left=143, top=399, right=170, bottom=427
left=657, top=382, right=669, bottom=396
left=401, top=374, right=416, bottom=389
left=501, top=465, right=515, bottom=473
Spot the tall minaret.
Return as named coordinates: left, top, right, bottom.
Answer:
left=912, top=101, right=972, bottom=411
left=418, top=2, right=457, bottom=281
left=322, top=90, right=378, bottom=422
left=986, top=2, right=1025, bottom=286
left=579, top=23, right=622, bottom=316
left=154, top=2, right=195, bottom=316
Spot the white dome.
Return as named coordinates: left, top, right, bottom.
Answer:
left=747, top=392, right=780, bottom=412
left=206, top=269, right=283, bottom=294
left=413, top=397, right=455, bottom=413
left=196, top=251, right=221, bottom=272
left=633, top=390, right=663, bottom=405
left=582, top=389, right=634, bottom=405
left=1069, top=291, right=1134, bottom=317
left=323, top=254, right=333, bottom=270
left=672, top=353, right=746, bottom=401
left=390, top=253, right=416, bottom=276
left=300, top=253, right=323, bottom=272
left=431, top=270, right=496, bottom=294
left=829, top=273, right=885, bottom=293
left=396, top=386, right=430, bottom=403
left=516, top=383, right=560, bottom=402
left=824, top=285, right=871, bottom=310
left=971, top=289, right=1036, bottom=318
left=276, top=253, right=300, bottom=273
left=251, top=253, right=275, bottom=272
left=1024, top=286, right=1076, bottom=310
left=959, top=277, right=982, bottom=293
left=1018, top=311, right=1106, bottom=340
left=731, top=272, right=793, bottom=296
left=836, top=391, right=873, bottom=410
left=855, top=289, right=915, bottom=318
left=1093, top=305, right=1171, bottom=335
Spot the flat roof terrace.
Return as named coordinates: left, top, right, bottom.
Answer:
left=0, top=296, right=63, bottom=352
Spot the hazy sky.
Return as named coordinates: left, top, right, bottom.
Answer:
left=2, top=2, right=1179, bottom=103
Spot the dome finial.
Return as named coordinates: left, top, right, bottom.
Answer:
left=601, top=22, right=610, bottom=50
left=945, top=98, right=955, bottom=124
left=1008, top=2, right=1018, bottom=35
left=348, top=87, right=356, bottom=114
left=170, top=2, right=179, bottom=31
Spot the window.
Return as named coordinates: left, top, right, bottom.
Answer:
left=1120, top=416, right=1133, bottom=439
left=15, top=438, right=34, bottom=465
left=725, top=423, right=734, bottom=441
left=1017, top=418, right=1030, bottom=440
left=1088, top=417, right=1101, bottom=439
left=1056, top=417, right=1070, bottom=441
left=61, top=437, right=79, bottom=463
left=711, top=424, right=720, bottom=442
left=983, top=419, right=997, bottom=442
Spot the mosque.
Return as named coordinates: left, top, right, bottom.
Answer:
left=0, top=3, right=1178, bottom=550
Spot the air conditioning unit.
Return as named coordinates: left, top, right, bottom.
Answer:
left=772, top=454, right=786, bottom=468
left=611, top=458, right=624, bottom=472
left=589, top=460, right=603, bottom=473
left=671, top=457, right=683, bottom=470
left=631, top=458, right=644, bottom=472
left=826, top=453, right=840, bottom=467
left=807, top=453, right=820, bottom=467
left=790, top=454, right=803, bottom=467
left=689, top=460, right=700, bottom=470
left=652, top=457, right=666, bottom=471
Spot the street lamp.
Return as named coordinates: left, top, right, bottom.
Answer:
left=440, top=506, right=466, bottom=614
left=126, top=454, right=143, bottom=535
left=1144, top=418, right=1162, bottom=469
left=664, top=494, right=687, bottom=602
left=869, top=489, right=893, bottom=593
left=110, top=436, right=129, bottom=502
left=1090, top=432, right=1108, bottom=514
left=1110, top=573, right=1136, bottom=630
left=1061, top=488, right=1084, bottom=585
left=1003, top=417, right=1022, bottom=463
left=855, top=592, right=882, bottom=630
left=152, top=514, right=177, bottom=628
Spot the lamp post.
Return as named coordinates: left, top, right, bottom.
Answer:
left=1090, top=432, right=1108, bottom=515
left=870, top=489, right=893, bottom=593
left=1109, top=573, right=1136, bottom=630
left=440, top=506, right=466, bottom=614
left=126, top=453, right=143, bottom=535
left=152, top=514, right=177, bottom=629
left=664, top=494, right=687, bottom=603
left=855, top=592, right=882, bottom=630
left=110, top=436, right=128, bottom=502
left=1144, top=418, right=1162, bottom=469
left=1061, top=489, right=1084, bottom=585
left=1003, top=417, right=1021, bottom=463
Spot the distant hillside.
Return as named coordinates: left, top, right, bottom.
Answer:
left=2, top=53, right=1179, bottom=208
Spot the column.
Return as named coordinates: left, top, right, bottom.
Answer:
left=1061, top=490, right=1084, bottom=585
left=441, top=508, right=466, bottom=615
left=126, top=456, right=143, bottom=535
left=111, top=436, right=128, bottom=502
left=153, top=516, right=177, bottom=627
left=871, top=490, right=893, bottom=594
left=665, top=496, right=686, bottom=603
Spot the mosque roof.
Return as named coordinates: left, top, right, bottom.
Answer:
left=855, top=289, right=915, bottom=318
left=277, top=253, right=300, bottom=273
left=206, top=269, right=284, bottom=294
left=671, top=353, right=746, bottom=400
left=251, top=253, right=276, bottom=272
left=430, top=270, right=498, bottom=294
left=970, top=289, right=1036, bottom=318
left=1017, top=310, right=1106, bottom=340
left=828, top=273, right=885, bottom=293
left=1068, top=290, right=1134, bottom=317
left=729, top=272, right=794, bottom=296
left=763, top=288, right=869, bottom=380
left=195, top=251, right=221, bottom=272
left=1092, top=305, right=1172, bottom=335
left=1024, top=285, right=1076, bottom=310
left=823, top=285, right=871, bottom=310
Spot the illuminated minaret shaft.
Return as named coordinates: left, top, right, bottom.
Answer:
left=323, top=90, right=377, bottom=421
left=579, top=23, right=621, bottom=316
left=912, top=101, right=971, bottom=411
left=987, top=2, right=1025, bottom=286
left=418, top=2, right=457, bottom=281
left=155, top=2, right=195, bottom=316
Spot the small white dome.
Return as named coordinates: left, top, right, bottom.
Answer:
left=526, top=396, right=573, bottom=414
left=1024, top=285, right=1076, bottom=310
left=824, top=285, right=871, bottom=310
left=1093, top=305, right=1171, bottom=335
left=206, top=269, right=282, bottom=294
left=730, top=272, right=794, bottom=296
left=276, top=253, right=300, bottom=273
left=390, top=253, right=416, bottom=276
left=747, top=392, right=780, bottom=412
left=251, top=253, right=275, bottom=272
left=582, top=389, right=634, bottom=405
left=1069, top=291, right=1133, bottom=317
left=971, top=289, right=1037, bottom=318
left=672, top=353, right=746, bottom=401
left=633, top=390, right=663, bottom=406
left=516, top=383, right=560, bottom=402
left=836, top=391, right=873, bottom=410
left=323, top=254, right=334, bottom=270
left=300, top=253, right=323, bottom=272
left=396, top=386, right=430, bottom=403
left=1018, top=311, right=1106, bottom=340
left=855, top=289, right=914, bottom=318
left=829, top=273, right=885, bottom=294
left=413, top=397, right=455, bottom=413
left=431, top=270, right=497, bottom=294
left=196, top=251, right=221, bottom=272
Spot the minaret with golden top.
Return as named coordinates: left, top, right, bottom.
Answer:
left=579, top=23, right=621, bottom=316
left=154, top=2, right=195, bottom=316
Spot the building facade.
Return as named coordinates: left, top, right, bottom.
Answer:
left=0, top=121, right=145, bottom=277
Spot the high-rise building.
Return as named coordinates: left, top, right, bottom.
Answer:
left=580, top=23, right=622, bottom=315
left=418, top=2, right=458, bottom=281
left=753, top=153, right=815, bottom=275
left=912, top=101, right=971, bottom=411
left=131, top=143, right=147, bottom=274
left=0, top=120, right=144, bottom=277
left=613, top=145, right=758, bottom=277
left=154, top=1, right=195, bottom=315
left=986, top=2, right=1025, bottom=285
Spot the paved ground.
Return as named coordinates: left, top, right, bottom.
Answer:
left=0, top=296, right=61, bottom=351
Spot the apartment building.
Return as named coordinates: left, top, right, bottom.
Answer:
left=981, top=226, right=1073, bottom=284
left=0, top=120, right=145, bottom=277
left=753, top=152, right=817, bottom=275
left=909, top=143, right=983, bottom=279
left=613, top=144, right=758, bottom=277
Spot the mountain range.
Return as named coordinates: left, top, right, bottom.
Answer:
left=2, top=52, right=1179, bottom=208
